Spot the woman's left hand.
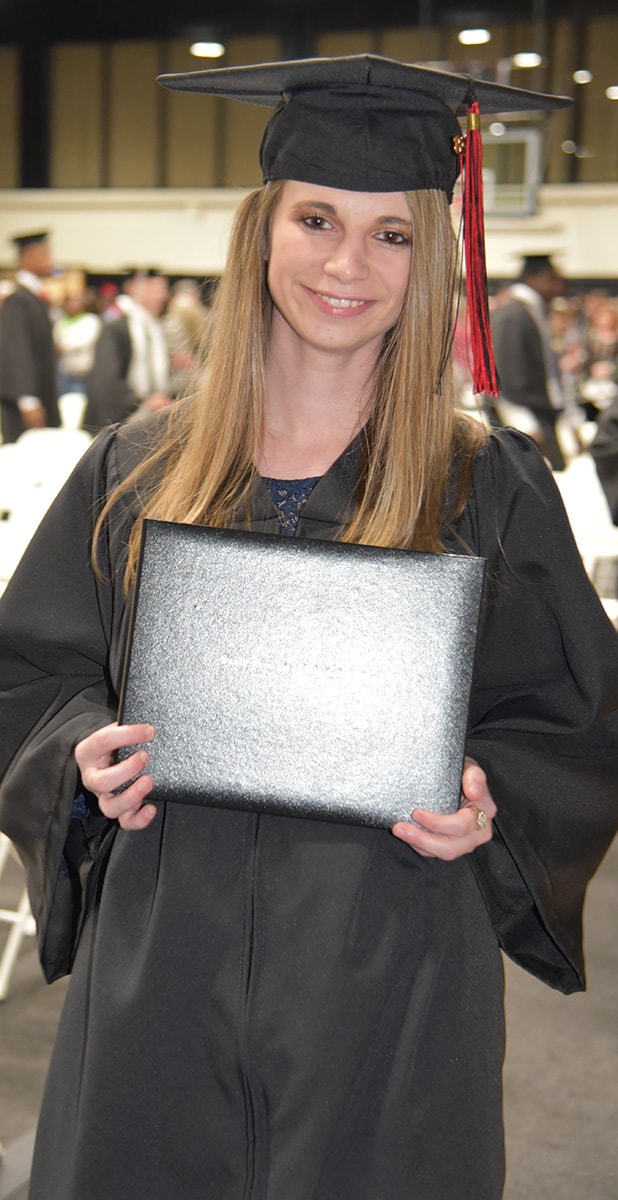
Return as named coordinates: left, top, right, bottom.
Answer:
left=391, top=757, right=496, bottom=860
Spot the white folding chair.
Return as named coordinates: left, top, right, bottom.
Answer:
left=0, top=834, right=36, bottom=1001
left=16, top=426, right=91, bottom=487
left=0, top=429, right=92, bottom=584
left=58, top=390, right=87, bottom=431
left=0, top=465, right=55, bottom=585
left=0, top=432, right=93, bottom=993
left=554, top=454, right=618, bottom=621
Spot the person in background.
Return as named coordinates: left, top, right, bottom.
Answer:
left=580, top=295, right=618, bottom=417
left=0, top=231, right=60, bottom=443
left=0, top=279, right=15, bottom=313
left=590, top=393, right=618, bottom=523
left=83, top=267, right=172, bottom=432
left=488, top=254, right=569, bottom=469
left=94, top=281, right=124, bottom=323
left=54, top=291, right=102, bottom=396
left=163, top=277, right=211, bottom=398
left=0, top=56, right=616, bottom=1200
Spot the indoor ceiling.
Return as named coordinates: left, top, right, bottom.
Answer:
left=0, top=0, right=616, bottom=47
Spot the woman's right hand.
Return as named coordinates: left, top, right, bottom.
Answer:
left=74, top=722, right=158, bottom=831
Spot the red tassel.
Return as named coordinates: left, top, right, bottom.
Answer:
left=459, top=101, right=499, bottom=397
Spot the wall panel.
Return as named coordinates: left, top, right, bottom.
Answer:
left=0, top=49, right=20, bottom=189
left=222, top=37, right=282, bottom=187
left=381, top=26, right=443, bottom=63
left=162, top=41, right=219, bottom=187
left=108, top=41, right=162, bottom=186
left=545, top=19, right=576, bottom=184
left=50, top=44, right=104, bottom=187
left=315, top=31, right=381, bottom=56
left=579, top=17, right=618, bottom=182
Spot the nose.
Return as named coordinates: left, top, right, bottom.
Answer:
left=323, top=234, right=370, bottom=283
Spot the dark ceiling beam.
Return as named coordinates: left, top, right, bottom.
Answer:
left=0, top=0, right=617, bottom=45
left=19, top=44, right=51, bottom=188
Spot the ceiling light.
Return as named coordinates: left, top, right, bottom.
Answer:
left=457, top=28, right=491, bottom=46
left=512, top=52, right=543, bottom=69
left=489, top=122, right=506, bottom=136
left=190, top=42, right=225, bottom=58
left=606, top=85, right=618, bottom=100
left=573, top=69, right=593, bottom=84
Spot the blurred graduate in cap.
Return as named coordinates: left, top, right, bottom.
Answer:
left=488, top=253, right=570, bottom=469
left=0, top=55, right=617, bottom=1200
left=84, top=266, right=173, bottom=433
left=0, top=230, right=60, bottom=442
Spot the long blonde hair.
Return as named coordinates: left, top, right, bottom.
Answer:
left=95, top=180, right=486, bottom=593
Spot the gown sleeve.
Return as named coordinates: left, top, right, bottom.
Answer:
left=0, top=427, right=128, bottom=981
left=462, top=430, right=618, bottom=993
left=0, top=289, right=41, bottom=400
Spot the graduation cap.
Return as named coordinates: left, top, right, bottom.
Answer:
left=519, top=253, right=560, bottom=276
left=12, top=230, right=49, bottom=251
left=158, top=54, right=572, bottom=395
left=121, top=266, right=166, bottom=282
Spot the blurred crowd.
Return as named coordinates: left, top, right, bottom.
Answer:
left=0, top=240, right=216, bottom=444
left=455, top=283, right=618, bottom=466
left=0, top=233, right=617, bottom=517
left=0, top=236, right=617, bottom=629
left=549, top=290, right=618, bottom=423
left=27, top=281, right=618, bottom=440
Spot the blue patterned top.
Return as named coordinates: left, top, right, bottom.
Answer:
left=263, top=476, right=322, bottom=536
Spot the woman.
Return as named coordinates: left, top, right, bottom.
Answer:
left=1, top=56, right=617, bottom=1200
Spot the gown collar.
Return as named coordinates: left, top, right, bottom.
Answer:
left=237, top=433, right=364, bottom=540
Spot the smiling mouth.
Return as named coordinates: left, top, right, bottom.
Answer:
left=314, top=291, right=368, bottom=309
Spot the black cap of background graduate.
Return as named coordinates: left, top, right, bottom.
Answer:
left=12, top=231, right=49, bottom=251
left=520, top=254, right=559, bottom=276
left=120, top=266, right=166, bottom=282
left=157, top=54, right=572, bottom=393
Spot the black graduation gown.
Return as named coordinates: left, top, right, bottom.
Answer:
left=490, top=299, right=564, bottom=471
left=590, top=394, right=618, bottom=524
left=0, top=421, right=617, bottom=1200
left=83, top=316, right=140, bottom=433
left=0, top=284, right=60, bottom=442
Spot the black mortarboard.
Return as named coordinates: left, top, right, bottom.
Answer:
left=12, top=230, right=49, bottom=250
left=157, top=54, right=572, bottom=395
left=520, top=254, right=559, bottom=276
left=121, top=266, right=165, bottom=280
left=157, top=54, right=571, bottom=199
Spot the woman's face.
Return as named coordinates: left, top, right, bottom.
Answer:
left=266, top=181, right=412, bottom=360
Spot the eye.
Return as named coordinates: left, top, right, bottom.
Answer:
left=376, top=229, right=411, bottom=246
left=300, top=213, right=334, bottom=232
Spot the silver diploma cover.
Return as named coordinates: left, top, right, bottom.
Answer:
left=117, top=520, right=485, bottom=827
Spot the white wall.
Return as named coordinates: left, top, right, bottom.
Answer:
left=484, top=184, right=618, bottom=280
left=0, top=188, right=249, bottom=277
left=0, top=183, right=616, bottom=280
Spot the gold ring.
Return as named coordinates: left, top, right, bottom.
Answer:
left=471, top=807, right=489, bottom=830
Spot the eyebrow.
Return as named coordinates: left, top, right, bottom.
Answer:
left=290, top=200, right=412, bottom=229
left=376, top=216, right=413, bottom=229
